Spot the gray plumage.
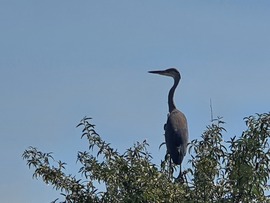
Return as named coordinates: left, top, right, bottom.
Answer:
left=149, top=68, right=188, bottom=178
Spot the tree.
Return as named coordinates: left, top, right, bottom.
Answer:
left=22, top=113, right=270, bottom=202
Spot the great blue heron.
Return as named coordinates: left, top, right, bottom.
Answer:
left=149, top=68, right=188, bottom=179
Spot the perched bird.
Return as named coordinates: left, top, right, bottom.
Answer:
left=149, top=68, right=188, bottom=179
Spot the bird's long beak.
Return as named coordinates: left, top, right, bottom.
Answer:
left=148, top=70, right=167, bottom=75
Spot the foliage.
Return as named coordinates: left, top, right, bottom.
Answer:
left=22, top=113, right=270, bottom=202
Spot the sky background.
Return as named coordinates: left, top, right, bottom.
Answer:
left=1, top=1, right=270, bottom=202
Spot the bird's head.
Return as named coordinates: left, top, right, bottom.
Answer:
left=148, top=68, right=181, bottom=80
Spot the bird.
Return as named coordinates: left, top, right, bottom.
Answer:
left=148, top=68, right=188, bottom=180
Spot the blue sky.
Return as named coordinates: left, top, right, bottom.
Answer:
left=1, top=1, right=270, bottom=202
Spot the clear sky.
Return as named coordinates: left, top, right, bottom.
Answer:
left=1, top=1, right=270, bottom=202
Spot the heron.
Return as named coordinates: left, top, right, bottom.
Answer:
left=149, top=68, right=188, bottom=180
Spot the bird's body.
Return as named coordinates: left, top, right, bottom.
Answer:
left=149, top=68, right=188, bottom=179
left=165, top=108, right=188, bottom=165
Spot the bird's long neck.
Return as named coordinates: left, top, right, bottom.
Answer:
left=168, top=77, right=179, bottom=113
